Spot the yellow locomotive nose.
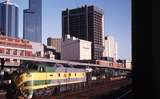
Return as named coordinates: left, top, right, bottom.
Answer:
left=15, top=76, right=23, bottom=87
left=15, top=73, right=34, bottom=99
left=15, top=73, right=32, bottom=87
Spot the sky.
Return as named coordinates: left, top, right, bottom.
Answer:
left=1, top=0, right=131, bottom=59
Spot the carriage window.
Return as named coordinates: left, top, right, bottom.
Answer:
left=69, top=73, right=71, bottom=77
left=64, top=74, right=67, bottom=77
left=58, top=73, right=60, bottom=77
left=75, top=73, right=76, bottom=76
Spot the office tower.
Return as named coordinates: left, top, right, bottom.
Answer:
left=47, top=37, right=62, bottom=53
left=23, top=0, right=42, bottom=43
left=103, top=36, right=118, bottom=60
left=0, top=0, right=19, bottom=38
left=62, top=5, right=104, bottom=60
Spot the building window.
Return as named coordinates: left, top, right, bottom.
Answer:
left=5, top=58, right=10, bottom=62
left=0, top=48, right=4, bottom=54
left=15, top=39, right=20, bottom=42
left=7, top=38, right=13, bottom=42
left=36, top=51, right=41, bottom=57
left=0, top=37, right=6, bottom=40
left=13, top=50, right=17, bottom=55
left=109, top=63, right=113, bottom=66
left=20, top=50, right=24, bottom=56
left=25, top=51, right=32, bottom=56
left=13, top=59, right=17, bottom=63
left=6, top=49, right=10, bottom=54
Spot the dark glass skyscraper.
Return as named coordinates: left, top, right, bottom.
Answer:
left=23, top=0, right=42, bottom=43
left=62, top=5, right=105, bottom=60
left=0, top=0, right=18, bottom=38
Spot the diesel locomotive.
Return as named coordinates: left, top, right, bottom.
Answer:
left=8, top=59, right=128, bottom=99
left=11, top=61, right=87, bottom=98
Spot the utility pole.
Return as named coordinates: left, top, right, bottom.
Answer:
left=0, top=58, right=5, bottom=86
left=0, top=58, right=5, bottom=70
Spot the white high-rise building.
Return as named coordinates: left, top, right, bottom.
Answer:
left=61, top=36, right=92, bottom=61
left=103, top=35, right=118, bottom=60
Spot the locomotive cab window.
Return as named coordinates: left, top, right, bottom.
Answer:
left=39, top=67, right=46, bottom=72
left=26, top=62, right=38, bottom=71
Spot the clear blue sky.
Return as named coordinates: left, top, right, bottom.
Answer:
left=4, top=0, right=131, bottom=59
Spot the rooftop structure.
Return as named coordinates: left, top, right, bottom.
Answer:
left=61, top=36, right=92, bottom=61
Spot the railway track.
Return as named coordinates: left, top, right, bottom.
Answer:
left=93, top=81, right=133, bottom=99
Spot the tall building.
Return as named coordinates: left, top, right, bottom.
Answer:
left=62, top=5, right=105, bottom=60
left=23, top=0, right=42, bottom=43
left=103, top=36, right=118, bottom=61
left=0, top=0, right=19, bottom=38
left=47, top=37, right=62, bottom=53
